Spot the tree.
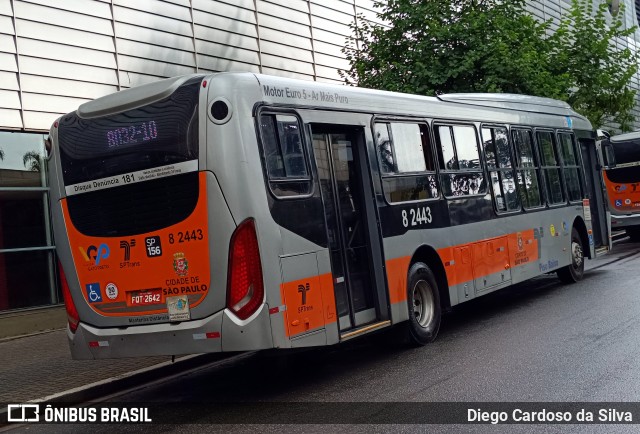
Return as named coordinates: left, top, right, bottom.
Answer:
left=342, top=0, right=638, bottom=131
left=23, top=151, right=41, bottom=172
left=554, top=0, right=638, bottom=131
left=342, top=0, right=566, bottom=96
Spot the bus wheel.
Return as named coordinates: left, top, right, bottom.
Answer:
left=405, top=262, right=441, bottom=345
left=557, top=227, right=585, bottom=284
left=626, top=227, right=640, bottom=242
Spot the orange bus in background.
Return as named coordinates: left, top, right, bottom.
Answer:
left=601, top=131, right=640, bottom=240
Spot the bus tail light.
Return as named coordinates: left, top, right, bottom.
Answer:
left=58, top=260, right=79, bottom=333
left=227, top=219, right=264, bottom=320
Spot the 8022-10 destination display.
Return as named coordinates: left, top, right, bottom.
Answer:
left=107, top=120, right=158, bottom=148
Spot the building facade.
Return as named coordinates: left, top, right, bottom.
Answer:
left=0, top=0, right=638, bottom=313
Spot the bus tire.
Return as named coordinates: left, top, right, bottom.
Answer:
left=557, top=227, right=585, bottom=284
left=405, top=262, right=441, bottom=345
left=625, top=227, right=640, bottom=242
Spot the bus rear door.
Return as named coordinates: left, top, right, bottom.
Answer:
left=580, top=137, right=612, bottom=254
left=310, top=123, right=389, bottom=336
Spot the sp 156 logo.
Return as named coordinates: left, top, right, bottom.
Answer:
left=145, top=236, right=162, bottom=257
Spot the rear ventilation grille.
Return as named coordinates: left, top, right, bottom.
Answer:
left=66, top=172, right=199, bottom=237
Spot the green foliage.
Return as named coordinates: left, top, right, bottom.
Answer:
left=555, top=0, right=638, bottom=130
left=342, top=0, right=638, bottom=131
left=23, top=151, right=41, bottom=172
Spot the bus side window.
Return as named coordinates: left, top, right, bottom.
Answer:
left=536, top=130, right=565, bottom=205
left=374, top=122, right=438, bottom=203
left=435, top=124, right=486, bottom=197
left=481, top=126, right=520, bottom=212
left=558, top=132, right=584, bottom=202
left=259, top=113, right=312, bottom=197
left=512, top=128, right=543, bottom=209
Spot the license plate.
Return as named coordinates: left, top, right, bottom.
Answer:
left=129, top=289, right=162, bottom=306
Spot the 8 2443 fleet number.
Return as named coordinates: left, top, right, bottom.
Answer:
left=401, top=206, right=433, bottom=228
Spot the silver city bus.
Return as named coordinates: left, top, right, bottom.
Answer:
left=47, top=73, right=611, bottom=359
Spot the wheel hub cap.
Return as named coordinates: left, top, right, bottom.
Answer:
left=412, top=280, right=435, bottom=328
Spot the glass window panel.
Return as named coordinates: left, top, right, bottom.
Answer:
left=390, top=123, right=427, bottom=173
left=261, top=114, right=311, bottom=197
left=494, top=128, right=512, bottom=168
left=558, top=133, right=577, bottom=165
left=438, top=126, right=457, bottom=169
left=260, top=114, right=285, bottom=178
left=453, top=126, right=480, bottom=169
left=517, top=169, right=541, bottom=208
left=0, top=191, right=49, bottom=250
left=375, top=123, right=394, bottom=174
left=0, top=132, right=47, bottom=187
left=513, top=129, right=536, bottom=168
left=537, top=131, right=558, bottom=166
left=490, top=170, right=506, bottom=211
left=565, top=168, right=583, bottom=201
left=382, top=175, right=438, bottom=203
left=502, top=170, right=520, bottom=211
left=442, top=172, right=486, bottom=197
left=545, top=168, right=565, bottom=204
left=482, top=128, right=497, bottom=169
left=276, top=115, right=307, bottom=178
left=0, top=250, right=55, bottom=310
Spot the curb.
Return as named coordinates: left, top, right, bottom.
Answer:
left=37, top=352, right=252, bottom=404
left=0, top=351, right=254, bottom=429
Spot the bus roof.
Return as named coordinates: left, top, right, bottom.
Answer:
left=610, top=130, right=640, bottom=143
left=67, top=72, right=591, bottom=131
left=251, top=73, right=591, bottom=130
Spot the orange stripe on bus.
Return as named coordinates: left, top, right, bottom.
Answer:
left=384, top=229, right=539, bottom=303
left=385, top=256, right=411, bottom=304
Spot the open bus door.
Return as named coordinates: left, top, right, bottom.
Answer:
left=310, top=123, right=390, bottom=337
left=581, top=136, right=612, bottom=255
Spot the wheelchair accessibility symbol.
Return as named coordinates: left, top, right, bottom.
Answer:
left=85, top=283, right=102, bottom=303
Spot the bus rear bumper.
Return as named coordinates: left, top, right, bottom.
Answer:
left=611, top=213, right=640, bottom=229
left=68, top=304, right=273, bottom=359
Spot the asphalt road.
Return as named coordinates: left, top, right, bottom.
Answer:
left=12, top=238, right=640, bottom=433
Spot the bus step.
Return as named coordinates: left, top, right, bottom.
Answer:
left=340, top=320, right=391, bottom=341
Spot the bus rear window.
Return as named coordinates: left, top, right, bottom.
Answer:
left=58, top=77, right=201, bottom=186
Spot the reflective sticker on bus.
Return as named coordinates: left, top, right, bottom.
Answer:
left=64, top=160, right=198, bottom=196
left=60, top=172, right=211, bottom=318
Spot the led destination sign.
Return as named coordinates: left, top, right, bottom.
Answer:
left=107, top=121, right=158, bottom=148
left=58, top=77, right=202, bottom=186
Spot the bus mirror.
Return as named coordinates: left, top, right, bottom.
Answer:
left=44, top=136, right=52, bottom=158
left=602, top=143, right=616, bottom=169
left=596, top=129, right=611, bottom=140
